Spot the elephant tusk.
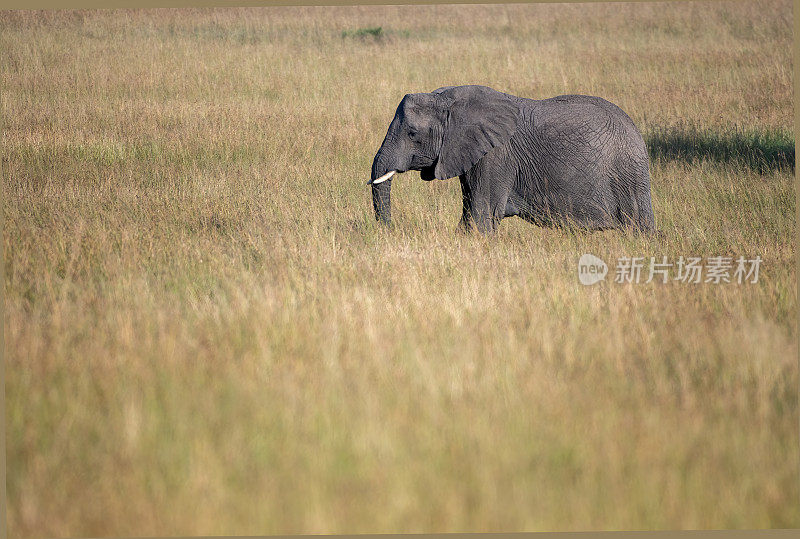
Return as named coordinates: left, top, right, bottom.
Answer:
left=368, top=170, right=396, bottom=185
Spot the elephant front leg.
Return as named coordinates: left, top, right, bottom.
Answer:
left=462, top=181, right=509, bottom=235
left=456, top=175, right=497, bottom=234
left=456, top=174, right=474, bottom=233
left=459, top=202, right=502, bottom=234
left=457, top=156, right=515, bottom=235
left=470, top=207, right=503, bottom=234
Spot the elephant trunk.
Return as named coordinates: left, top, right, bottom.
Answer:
left=371, top=178, right=392, bottom=224
left=370, top=149, right=395, bottom=224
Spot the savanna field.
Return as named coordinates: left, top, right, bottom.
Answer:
left=2, top=2, right=797, bottom=536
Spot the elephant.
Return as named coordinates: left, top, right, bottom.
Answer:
left=368, top=85, right=655, bottom=234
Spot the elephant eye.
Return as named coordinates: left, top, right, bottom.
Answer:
left=407, top=129, right=417, bottom=140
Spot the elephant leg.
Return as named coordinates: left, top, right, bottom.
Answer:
left=456, top=174, right=474, bottom=233
left=470, top=206, right=500, bottom=234
left=463, top=194, right=507, bottom=235
left=458, top=172, right=496, bottom=234
left=463, top=156, right=514, bottom=235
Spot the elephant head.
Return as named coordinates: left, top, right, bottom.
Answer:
left=368, top=85, right=522, bottom=223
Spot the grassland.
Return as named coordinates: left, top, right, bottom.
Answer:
left=2, top=2, right=797, bottom=536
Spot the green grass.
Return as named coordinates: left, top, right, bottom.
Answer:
left=2, top=2, right=797, bottom=537
left=646, top=125, right=795, bottom=173
left=341, top=26, right=383, bottom=40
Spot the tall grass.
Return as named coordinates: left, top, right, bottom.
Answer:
left=2, top=2, right=797, bottom=536
left=646, top=125, right=794, bottom=173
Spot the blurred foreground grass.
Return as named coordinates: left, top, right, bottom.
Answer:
left=2, top=2, right=797, bottom=536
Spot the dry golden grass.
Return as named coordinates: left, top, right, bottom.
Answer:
left=2, top=2, right=797, bottom=536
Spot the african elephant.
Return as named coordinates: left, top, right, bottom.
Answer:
left=368, top=85, right=655, bottom=234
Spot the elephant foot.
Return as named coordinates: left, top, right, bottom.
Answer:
left=455, top=217, right=472, bottom=234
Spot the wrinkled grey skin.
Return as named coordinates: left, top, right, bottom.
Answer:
left=370, top=85, right=655, bottom=234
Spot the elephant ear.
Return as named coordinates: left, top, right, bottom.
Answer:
left=433, top=85, right=521, bottom=180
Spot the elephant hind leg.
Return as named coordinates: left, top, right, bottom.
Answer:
left=611, top=147, right=655, bottom=232
left=633, top=179, right=656, bottom=232
left=503, top=194, right=520, bottom=217
left=610, top=167, right=656, bottom=232
left=614, top=188, right=655, bottom=233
